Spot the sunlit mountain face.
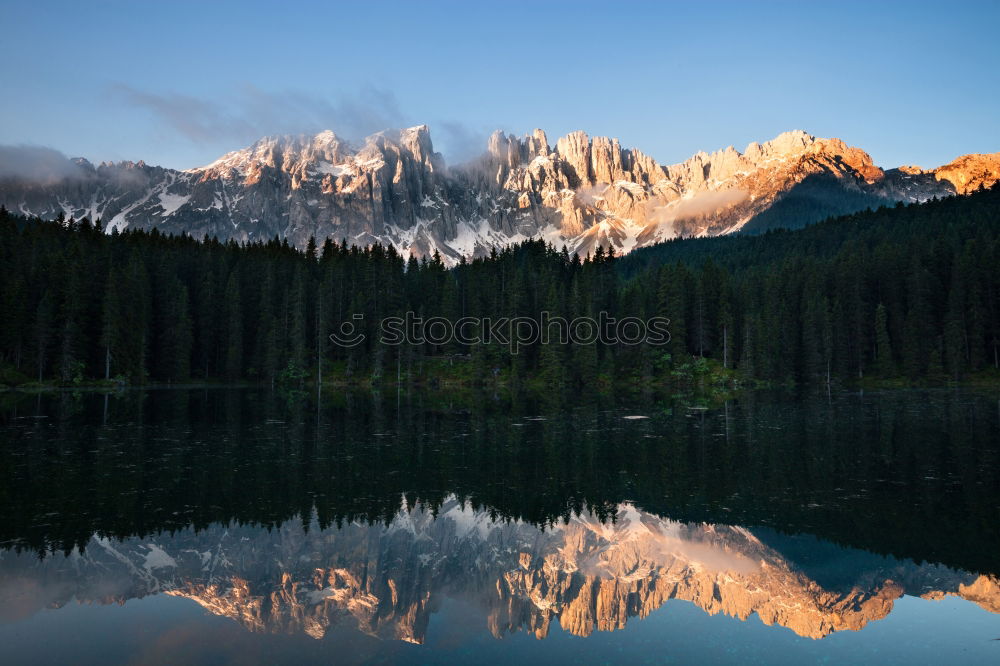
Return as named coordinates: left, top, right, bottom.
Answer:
left=2, top=127, right=998, bottom=264
left=3, top=500, right=997, bottom=645
left=1, top=388, right=998, bottom=660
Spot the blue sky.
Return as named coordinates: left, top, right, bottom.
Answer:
left=1, top=0, right=998, bottom=170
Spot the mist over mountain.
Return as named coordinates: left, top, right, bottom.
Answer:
left=2, top=127, right=997, bottom=264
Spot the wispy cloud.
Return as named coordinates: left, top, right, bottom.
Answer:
left=112, top=84, right=499, bottom=165
left=111, top=84, right=408, bottom=147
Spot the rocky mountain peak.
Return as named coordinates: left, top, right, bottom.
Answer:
left=2, top=125, right=996, bottom=263
left=70, top=157, right=95, bottom=171
left=933, top=152, right=1000, bottom=194
left=526, top=128, right=550, bottom=158
left=753, top=129, right=816, bottom=158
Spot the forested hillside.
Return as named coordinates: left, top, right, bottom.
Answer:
left=1, top=185, right=998, bottom=388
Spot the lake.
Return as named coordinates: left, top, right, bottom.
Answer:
left=1, top=387, right=998, bottom=664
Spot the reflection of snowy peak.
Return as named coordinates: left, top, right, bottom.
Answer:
left=3, top=128, right=996, bottom=264
left=2, top=498, right=997, bottom=642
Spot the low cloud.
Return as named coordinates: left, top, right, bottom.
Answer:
left=670, top=188, right=749, bottom=219
left=650, top=535, right=762, bottom=575
left=576, top=182, right=610, bottom=206
left=436, top=121, right=492, bottom=165
left=0, top=145, right=88, bottom=183
left=647, top=188, right=749, bottom=232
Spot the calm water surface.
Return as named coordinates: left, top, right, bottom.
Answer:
left=1, top=388, right=998, bottom=664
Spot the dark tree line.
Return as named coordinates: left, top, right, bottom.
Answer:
left=4, top=388, right=998, bottom=574
left=0, top=209, right=627, bottom=386
left=634, top=186, right=1000, bottom=382
left=1, top=184, right=998, bottom=387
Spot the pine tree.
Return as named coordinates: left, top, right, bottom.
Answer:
left=120, top=251, right=151, bottom=382
left=254, top=266, right=281, bottom=386
left=160, top=280, right=193, bottom=382
left=34, top=291, right=54, bottom=382
left=57, top=248, right=87, bottom=382
left=943, top=268, right=967, bottom=380
left=539, top=283, right=566, bottom=387
left=874, top=303, right=895, bottom=377
left=224, top=272, right=243, bottom=381
left=288, top=263, right=309, bottom=381
left=101, top=268, right=122, bottom=380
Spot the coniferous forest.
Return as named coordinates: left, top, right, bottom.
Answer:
left=1, top=184, right=999, bottom=389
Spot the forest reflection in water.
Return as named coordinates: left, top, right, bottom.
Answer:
left=0, top=387, right=998, bottom=659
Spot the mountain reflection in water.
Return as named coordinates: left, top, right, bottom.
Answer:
left=0, top=387, right=998, bottom=656
left=2, top=498, right=998, bottom=645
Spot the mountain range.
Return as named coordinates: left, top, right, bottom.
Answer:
left=2, top=127, right=999, bottom=263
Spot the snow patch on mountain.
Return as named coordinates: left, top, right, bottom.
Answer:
left=1, top=126, right=992, bottom=264
left=157, top=192, right=190, bottom=215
